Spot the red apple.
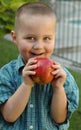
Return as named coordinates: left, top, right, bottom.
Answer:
left=31, top=57, right=54, bottom=84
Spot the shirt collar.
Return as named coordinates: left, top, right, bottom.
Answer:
left=16, top=55, right=25, bottom=72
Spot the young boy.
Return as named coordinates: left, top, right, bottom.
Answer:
left=0, top=2, right=79, bottom=130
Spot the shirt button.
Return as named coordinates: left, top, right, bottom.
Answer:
left=30, top=104, right=33, bottom=108
left=29, top=125, right=33, bottom=129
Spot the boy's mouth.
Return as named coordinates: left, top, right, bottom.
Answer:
left=30, top=52, right=45, bottom=57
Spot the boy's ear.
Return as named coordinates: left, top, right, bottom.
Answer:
left=11, top=31, right=17, bottom=44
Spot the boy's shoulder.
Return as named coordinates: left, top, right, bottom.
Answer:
left=62, top=66, right=73, bottom=78
left=0, top=59, right=18, bottom=71
left=0, top=60, right=18, bottom=79
left=0, top=55, right=24, bottom=74
left=62, top=66, right=78, bottom=92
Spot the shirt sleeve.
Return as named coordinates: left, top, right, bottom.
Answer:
left=52, top=67, right=79, bottom=129
left=0, top=65, right=16, bottom=104
left=63, top=67, right=79, bottom=120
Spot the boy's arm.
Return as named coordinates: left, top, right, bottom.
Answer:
left=51, top=62, right=67, bottom=123
left=51, top=86, right=67, bottom=123
left=0, top=82, right=32, bottom=123
left=0, top=58, right=37, bottom=123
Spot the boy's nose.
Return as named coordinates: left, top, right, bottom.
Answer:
left=33, top=41, right=43, bottom=49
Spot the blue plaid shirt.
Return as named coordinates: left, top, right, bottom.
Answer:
left=0, top=55, right=79, bottom=130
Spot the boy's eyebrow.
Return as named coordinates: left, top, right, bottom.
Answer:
left=24, top=34, right=54, bottom=37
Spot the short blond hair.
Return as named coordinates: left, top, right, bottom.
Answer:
left=14, top=2, right=56, bottom=31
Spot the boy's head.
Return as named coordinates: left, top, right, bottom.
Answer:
left=11, top=2, right=56, bottom=63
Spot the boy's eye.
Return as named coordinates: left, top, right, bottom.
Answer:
left=44, top=37, right=51, bottom=41
left=26, top=37, right=35, bottom=41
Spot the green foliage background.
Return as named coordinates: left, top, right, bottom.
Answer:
left=0, top=0, right=38, bottom=37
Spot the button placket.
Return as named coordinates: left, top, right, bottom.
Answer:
left=29, top=125, right=33, bottom=129
left=28, top=87, right=35, bottom=130
left=30, top=104, right=34, bottom=108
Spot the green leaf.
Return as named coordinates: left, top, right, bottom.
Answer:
left=0, top=12, right=9, bottom=21
left=10, top=2, right=26, bottom=11
left=0, top=0, right=10, bottom=6
left=5, top=24, right=14, bottom=30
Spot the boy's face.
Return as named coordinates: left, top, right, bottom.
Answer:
left=12, top=14, right=56, bottom=64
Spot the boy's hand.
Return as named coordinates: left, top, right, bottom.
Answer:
left=51, top=61, right=66, bottom=88
left=22, top=58, right=37, bottom=88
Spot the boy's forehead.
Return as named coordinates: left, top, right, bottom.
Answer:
left=18, top=13, right=56, bottom=28
left=18, top=12, right=56, bottom=24
left=15, top=12, right=56, bottom=33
